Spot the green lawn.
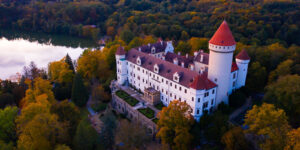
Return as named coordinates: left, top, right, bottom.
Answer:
left=154, top=102, right=165, bottom=110
left=115, top=90, right=139, bottom=106
left=138, top=107, right=155, bottom=119
left=152, top=118, right=159, bottom=124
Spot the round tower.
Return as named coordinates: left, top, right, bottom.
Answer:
left=115, top=46, right=128, bottom=85
left=235, top=49, right=250, bottom=89
left=208, top=21, right=236, bottom=106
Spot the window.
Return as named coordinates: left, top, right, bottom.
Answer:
left=205, top=92, right=209, bottom=97
left=166, top=81, right=168, bottom=84
left=175, top=85, right=177, bottom=89
left=170, top=82, right=172, bottom=86
left=233, top=81, right=236, bottom=87
left=197, top=109, right=199, bottom=114
left=175, top=95, right=177, bottom=99
left=162, top=78, right=164, bottom=82
left=137, top=67, right=140, bottom=71
left=185, top=89, right=187, bottom=93
left=233, top=73, right=236, bottom=79
left=203, top=102, right=208, bottom=109
left=170, top=93, right=172, bottom=97
left=198, top=98, right=200, bottom=102
left=212, top=89, right=215, bottom=94
left=192, top=97, right=194, bottom=101
left=211, top=99, right=214, bottom=105
left=179, top=87, right=182, bottom=91
left=161, top=96, right=164, bottom=100
left=162, top=89, right=164, bottom=92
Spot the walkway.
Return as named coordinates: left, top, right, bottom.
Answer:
left=229, top=97, right=252, bottom=123
left=86, top=95, right=103, bottom=133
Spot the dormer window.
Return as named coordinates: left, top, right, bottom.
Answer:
left=137, top=56, right=141, bottom=65
left=173, top=72, right=180, bottom=82
left=151, top=47, right=156, bottom=54
left=154, top=64, right=159, bottom=73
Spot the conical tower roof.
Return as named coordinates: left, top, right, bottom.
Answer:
left=209, top=21, right=236, bottom=46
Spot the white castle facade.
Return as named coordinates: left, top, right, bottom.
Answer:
left=115, top=21, right=250, bottom=121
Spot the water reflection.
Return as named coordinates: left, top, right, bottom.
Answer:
left=0, top=30, right=97, bottom=79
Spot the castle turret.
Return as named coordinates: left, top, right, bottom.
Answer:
left=235, top=49, right=250, bottom=89
left=115, top=46, right=128, bottom=85
left=208, top=21, right=236, bottom=106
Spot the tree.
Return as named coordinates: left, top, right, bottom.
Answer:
left=156, top=100, right=194, bottom=150
left=128, top=37, right=143, bottom=49
left=23, top=61, right=47, bottom=80
left=284, top=127, right=300, bottom=150
left=77, top=50, right=112, bottom=81
left=180, top=31, right=189, bottom=41
left=0, top=140, right=14, bottom=150
left=0, top=93, right=14, bottom=109
left=120, top=29, right=134, bottom=44
left=175, top=41, right=191, bottom=55
left=188, top=37, right=208, bottom=52
left=54, top=144, right=71, bottom=150
left=51, top=100, right=80, bottom=139
left=264, top=75, right=300, bottom=126
left=20, top=78, right=56, bottom=107
left=268, top=59, right=293, bottom=83
left=65, top=54, right=75, bottom=73
left=17, top=113, right=67, bottom=150
left=244, top=103, right=290, bottom=150
left=48, top=59, right=74, bottom=84
left=229, top=89, right=247, bottom=109
left=0, top=106, right=18, bottom=142
left=91, top=84, right=110, bottom=103
left=115, top=120, right=150, bottom=150
left=221, top=126, right=250, bottom=150
left=99, top=111, right=117, bottom=149
left=73, top=117, right=100, bottom=150
left=71, top=73, right=88, bottom=107
left=246, top=62, right=267, bottom=92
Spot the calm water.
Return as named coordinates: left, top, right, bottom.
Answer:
left=0, top=30, right=98, bottom=80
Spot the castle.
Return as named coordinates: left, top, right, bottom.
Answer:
left=115, top=21, right=250, bottom=121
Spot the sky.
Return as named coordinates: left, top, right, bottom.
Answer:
left=0, top=38, right=85, bottom=80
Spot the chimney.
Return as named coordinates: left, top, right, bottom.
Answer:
left=162, top=55, right=165, bottom=60
left=194, top=51, right=198, bottom=56
left=200, top=54, right=204, bottom=62
left=173, top=58, right=178, bottom=65
left=148, top=43, right=150, bottom=47
left=190, top=64, right=194, bottom=71
left=138, top=47, right=141, bottom=51
left=178, top=52, right=181, bottom=55
left=186, top=54, right=188, bottom=58
left=181, top=62, right=185, bottom=68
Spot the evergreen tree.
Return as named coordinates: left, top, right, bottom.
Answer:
left=65, top=54, right=75, bottom=73
left=71, top=74, right=88, bottom=107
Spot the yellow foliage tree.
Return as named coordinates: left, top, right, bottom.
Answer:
left=156, top=100, right=194, bottom=150
left=284, top=128, right=300, bottom=150
left=244, top=103, right=291, bottom=150
left=48, top=59, right=74, bottom=83
left=221, top=126, right=249, bottom=150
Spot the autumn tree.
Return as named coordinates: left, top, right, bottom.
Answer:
left=156, top=100, right=194, bottom=150
left=77, top=50, right=112, bottom=81
left=48, top=58, right=74, bottom=84
left=20, top=78, right=56, bottom=107
left=120, top=29, right=134, bottom=44
left=268, top=59, right=293, bottom=83
left=284, top=127, right=300, bottom=150
left=264, top=75, right=300, bottom=126
left=115, top=120, right=151, bottom=150
left=188, top=37, right=209, bottom=52
left=54, top=144, right=71, bottom=150
left=51, top=100, right=81, bottom=141
left=91, top=84, right=110, bottom=103
left=244, top=103, right=291, bottom=150
left=221, top=126, right=250, bottom=150
left=175, top=41, right=192, bottom=55
left=0, top=106, right=18, bottom=143
left=71, top=73, right=89, bottom=107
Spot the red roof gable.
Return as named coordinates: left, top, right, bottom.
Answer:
left=189, top=74, right=217, bottom=90
left=116, top=46, right=126, bottom=55
left=236, top=49, right=250, bottom=60
left=209, top=21, right=236, bottom=46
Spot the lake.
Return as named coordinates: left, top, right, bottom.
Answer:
left=0, top=30, right=98, bottom=80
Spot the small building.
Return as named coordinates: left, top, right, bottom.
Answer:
left=144, top=87, right=160, bottom=105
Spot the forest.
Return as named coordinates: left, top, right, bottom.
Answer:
left=0, top=0, right=300, bottom=150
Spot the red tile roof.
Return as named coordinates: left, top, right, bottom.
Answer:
left=189, top=74, right=217, bottom=90
left=209, top=21, right=236, bottom=46
left=231, top=62, right=238, bottom=72
left=116, top=46, right=126, bottom=55
left=126, top=49, right=216, bottom=89
left=236, top=49, right=250, bottom=60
